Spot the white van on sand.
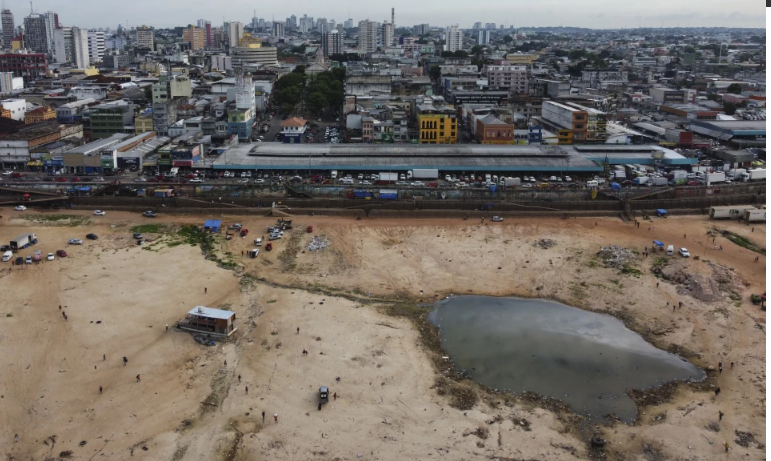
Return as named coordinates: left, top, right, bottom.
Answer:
left=666, top=245, right=674, bottom=256
left=2, top=250, right=12, bottom=262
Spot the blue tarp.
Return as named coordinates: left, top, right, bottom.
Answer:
left=610, top=182, right=621, bottom=190
left=657, top=209, right=668, bottom=216
left=204, top=219, right=222, bottom=233
left=653, top=240, right=664, bottom=248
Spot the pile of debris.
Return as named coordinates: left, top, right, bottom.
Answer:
left=535, top=238, right=556, bottom=249
left=307, top=235, right=331, bottom=251
left=193, top=334, right=216, bottom=346
left=597, top=245, right=637, bottom=269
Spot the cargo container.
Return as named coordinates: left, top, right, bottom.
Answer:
left=503, top=177, right=521, bottom=187
left=10, top=233, right=37, bottom=251
left=632, top=176, right=649, bottom=185
left=669, top=170, right=687, bottom=180
left=727, top=168, right=746, bottom=178
left=648, top=177, right=668, bottom=186
left=703, top=172, right=726, bottom=184
left=379, top=189, right=398, bottom=200
left=739, top=169, right=765, bottom=182
left=743, top=209, right=766, bottom=222
left=411, top=169, right=439, bottom=180
left=378, top=173, right=398, bottom=182
left=709, top=205, right=757, bottom=219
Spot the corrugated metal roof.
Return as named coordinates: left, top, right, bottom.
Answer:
left=188, top=306, right=234, bottom=319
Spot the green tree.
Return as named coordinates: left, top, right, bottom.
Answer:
left=293, top=65, right=306, bottom=74
left=502, top=35, right=513, bottom=44
left=429, top=65, right=441, bottom=82
left=470, top=45, right=484, bottom=56
left=307, top=91, right=328, bottom=113
left=453, top=50, right=468, bottom=57
left=723, top=101, right=737, bottom=115
left=726, top=83, right=743, bottom=94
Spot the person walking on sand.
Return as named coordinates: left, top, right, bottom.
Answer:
left=719, top=362, right=723, bottom=373
left=238, top=375, right=241, bottom=383
left=724, top=442, right=729, bottom=453
left=262, top=411, right=265, bottom=422
left=656, top=282, right=659, bottom=288
left=731, top=362, right=734, bottom=369
left=245, top=386, right=248, bottom=394
left=103, top=354, right=106, bottom=361
left=274, top=413, right=278, bottom=423
left=679, top=301, right=682, bottom=308
left=224, top=360, right=227, bottom=367
left=719, top=410, right=724, bottom=421
left=297, top=327, right=300, bottom=334
left=204, top=287, right=207, bottom=294
left=333, top=392, right=337, bottom=400
left=99, top=386, right=103, bottom=394
left=715, top=387, right=721, bottom=397
left=123, top=357, right=128, bottom=366
left=14, top=434, right=18, bottom=443
left=59, top=305, right=61, bottom=310
left=136, top=374, right=141, bottom=383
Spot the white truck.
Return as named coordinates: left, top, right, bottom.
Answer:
left=503, top=177, right=521, bottom=187
left=727, top=168, right=746, bottom=179
left=378, top=173, right=398, bottom=182
left=648, top=177, right=668, bottom=186
left=739, top=169, right=766, bottom=182
left=703, top=172, right=726, bottom=184
left=411, top=169, right=439, bottom=180
left=670, top=170, right=688, bottom=180
left=611, top=169, right=626, bottom=180
left=331, top=170, right=338, bottom=179
left=743, top=209, right=766, bottom=222
left=709, top=205, right=757, bottom=219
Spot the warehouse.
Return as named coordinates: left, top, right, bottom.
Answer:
left=688, top=120, right=766, bottom=147
left=214, top=144, right=602, bottom=173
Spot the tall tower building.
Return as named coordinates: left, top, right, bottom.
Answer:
left=444, top=24, right=462, bottom=52
left=272, top=22, right=285, bottom=38
left=322, top=30, right=344, bottom=56
left=1, top=9, right=14, bottom=50
left=24, top=13, right=49, bottom=54
left=391, top=8, right=395, bottom=29
left=135, top=26, right=154, bottom=49
left=87, top=30, right=105, bottom=62
left=182, top=25, right=204, bottom=50
left=358, top=20, right=378, bottom=53
left=226, top=21, right=244, bottom=48
left=382, top=21, right=394, bottom=49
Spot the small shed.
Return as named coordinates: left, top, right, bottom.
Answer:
left=204, top=219, right=222, bottom=233
left=178, top=306, right=237, bottom=337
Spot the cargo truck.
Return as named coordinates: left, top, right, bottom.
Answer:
left=648, top=177, right=668, bottom=186
left=709, top=205, right=757, bottom=219
left=411, top=169, right=439, bottom=180
left=10, top=233, right=37, bottom=251
left=378, top=173, right=398, bottom=182
left=739, top=169, right=766, bottom=182
left=669, top=170, right=687, bottom=180
left=727, top=168, right=746, bottom=179
left=632, top=176, right=649, bottom=185
left=611, top=170, right=626, bottom=180
left=743, top=209, right=766, bottom=222
left=703, top=172, right=726, bottom=184
left=503, top=177, right=521, bottom=187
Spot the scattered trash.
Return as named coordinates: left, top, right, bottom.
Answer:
left=307, top=235, right=331, bottom=251
left=193, top=334, right=216, bottom=346
left=535, top=238, right=556, bottom=249
left=597, top=245, right=637, bottom=269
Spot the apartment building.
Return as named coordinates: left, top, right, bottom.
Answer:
left=1, top=9, right=14, bottom=50
left=136, top=26, right=154, bottom=49
left=88, top=30, right=105, bottom=62
left=53, top=26, right=90, bottom=68
left=152, top=74, right=192, bottom=103
left=183, top=25, right=205, bottom=50
left=444, top=25, right=462, bottom=52
left=485, top=64, right=528, bottom=94
left=358, top=20, right=379, bottom=53
left=272, top=22, right=285, bottom=38
left=0, top=53, right=48, bottom=83
left=322, top=30, right=344, bottom=57
left=538, top=100, right=607, bottom=144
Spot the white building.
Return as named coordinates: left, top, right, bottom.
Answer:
left=382, top=21, right=394, bottom=49
left=444, top=25, right=462, bottom=52
left=226, top=22, right=244, bottom=48
left=105, top=34, right=128, bottom=50
left=211, top=54, right=232, bottom=71
left=54, top=27, right=90, bottom=68
left=272, top=22, right=285, bottom=38
left=477, top=29, right=490, bottom=45
left=358, top=20, right=379, bottom=53
left=0, top=72, right=24, bottom=94
left=235, top=72, right=255, bottom=111
left=88, top=30, right=105, bottom=62
left=135, top=27, right=154, bottom=49
left=0, top=99, right=26, bottom=121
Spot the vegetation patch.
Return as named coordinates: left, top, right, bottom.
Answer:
left=21, top=214, right=91, bottom=226
left=130, top=224, right=167, bottom=234
left=721, top=230, right=765, bottom=254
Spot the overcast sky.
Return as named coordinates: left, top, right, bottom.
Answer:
left=8, top=0, right=766, bottom=29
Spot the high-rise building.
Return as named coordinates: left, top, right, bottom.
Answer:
left=290, top=15, right=297, bottom=29
left=473, top=22, right=482, bottom=30
left=235, top=71, right=254, bottom=110
left=135, top=26, right=154, bottom=49
left=477, top=29, right=490, bottom=45
left=1, top=9, right=14, bottom=50
left=322, top=30, right=344, bottom=57
left=382, top=21, right=394, bottom=49
left=299, top=15, right=314, bottom=34
left=53, top=26, right=89, bottom=68
left=444, top=25, right=462, bottom=52
left=358, top=20, right=378, bottom=53
left=272, top=22, right=285, bottom=38
left=316, top=18, right=328, bottom=33
left=23, top=14, right=50, bottom=54
left=344, top=18, right=353, bottom=29
left=225, top=21, right=244, bottom=48
left=413, top=23, right=429, bottom=36
left=197, top=19, right=207, bottom=28
left=87, top=30, right=105, bottom=62
left=182, top=25, right=204, bottom=50
left=205, top=22, right=212, bottom=47
left=485, top=23, right=496, bottom=30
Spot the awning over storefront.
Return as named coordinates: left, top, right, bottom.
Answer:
left=27, top=160, right=43, bottom=166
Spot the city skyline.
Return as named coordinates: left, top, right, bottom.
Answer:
left=3, top=0, right=766, bottom=30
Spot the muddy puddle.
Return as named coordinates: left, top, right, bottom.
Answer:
left=429, top=296, right=705, bottom=422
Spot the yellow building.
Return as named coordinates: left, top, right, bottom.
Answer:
left=24, top=107, right=56, bottom=123
left=417, top=104, right=457, bottom=144
left=505, top=53, right=537, bottom=65
left=69, top=67, right=99, bottom=77
left=182, top=25, right=205, bottom=50
left=135, top=114, right=154, bottom=134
